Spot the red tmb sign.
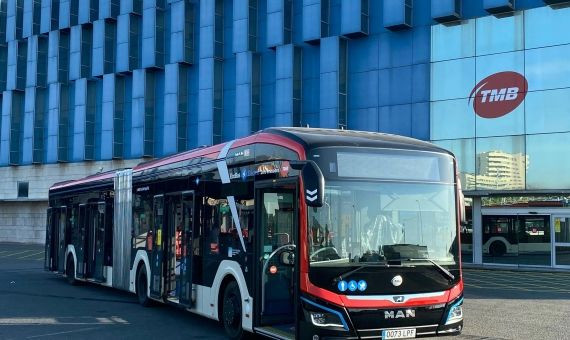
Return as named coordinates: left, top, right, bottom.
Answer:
left=468, top=71, right=528, bottom=119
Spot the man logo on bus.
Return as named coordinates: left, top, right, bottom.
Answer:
left=468, top=71, right=528, bottom=119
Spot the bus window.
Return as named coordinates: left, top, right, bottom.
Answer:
left=133, top=193, right=153, bottom=249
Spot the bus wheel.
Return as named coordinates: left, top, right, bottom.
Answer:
left=490, top=241, right=506, bottom=257
left=222, top=281, right=244, bottom=340
left=66, top=255, right=77, bottom=285
left=136, top=266, right=152, bottom=307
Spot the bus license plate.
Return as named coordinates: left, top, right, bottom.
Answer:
left=382, top=328, right=416, bottom=339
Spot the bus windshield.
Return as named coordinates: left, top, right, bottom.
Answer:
left=307, top=148, right=459, bottom=269
left=308, top=180, right=458, bottom=266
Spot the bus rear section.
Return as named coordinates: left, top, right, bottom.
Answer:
left=45, top=174, right=115, bottom=286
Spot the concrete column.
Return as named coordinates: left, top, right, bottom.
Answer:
left=472, top=196, right=483, bottom=264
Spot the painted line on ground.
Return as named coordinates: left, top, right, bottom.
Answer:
left=26, top=327, right=102, bottom=339
left=1, top=250, right=38, bottom=257
left=464, top=273, right=570, bottom=288
left=17, top=251, right=45, bottom=259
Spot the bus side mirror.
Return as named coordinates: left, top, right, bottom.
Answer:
left=290, top=160, right=325, bottom=208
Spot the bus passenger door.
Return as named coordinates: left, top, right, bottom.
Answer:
left=85, top=202, right=105, bottom=281
left=45, top=208, right=56, bottom=271
left=76, top=204, right=87, bottom=278
left=150, top=195, right=165, bottom=299
left=165, top=194, right=181, bottom=301
left=85, top=204, right=95, bottom=277
left=256, top=183, right=297, bottom=328
left=179, top=191, right=195, bottom=306
left=94, top=202, right=106, bottom=281
left=57, top=207, right=68, bottom=272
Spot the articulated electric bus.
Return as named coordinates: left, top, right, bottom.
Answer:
left=45, top=127, right=465, bottom=339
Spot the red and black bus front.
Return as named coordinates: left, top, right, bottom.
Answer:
left=297, top=146, right=464, bottom=339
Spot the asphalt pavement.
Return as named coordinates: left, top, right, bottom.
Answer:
left=0, top=243, right=226, bottom=339
left=1, top=243, right=569, bottom=339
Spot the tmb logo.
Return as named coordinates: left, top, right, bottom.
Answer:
left=468, top=71, right=528, bottom=119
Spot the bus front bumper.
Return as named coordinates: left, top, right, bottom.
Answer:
left=300, top=295, right=464, bottom=339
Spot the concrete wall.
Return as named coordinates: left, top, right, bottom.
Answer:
left=0, top=159, right=140, bottom=243
left=0, top=201, right=47, bottom=244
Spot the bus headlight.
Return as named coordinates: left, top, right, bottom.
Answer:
left=445, top=298, right=463, bottom=325
left=310, top=311, right=344, bottom=328
left=301, top=297, right=349, bottom=331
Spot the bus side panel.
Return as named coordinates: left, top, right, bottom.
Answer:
left=113, top=169, right=133, bottom=290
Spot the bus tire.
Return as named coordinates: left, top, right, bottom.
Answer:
left=221, top=281, right=244, bottom=340
left=489, top=241, right=506, bottom=257
left=65, top=255, right=77, bottom=286
left=136, top=265, right=152, bottom=307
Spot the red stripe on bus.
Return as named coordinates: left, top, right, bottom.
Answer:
left=301, top=277, right=464, bottom=309
left=51, top=131, right=307, bottom=191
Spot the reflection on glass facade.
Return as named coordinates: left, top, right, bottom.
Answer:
left=475, top=136, right=526, bottom=191
left=525, top=44, right=570, bottom=92
left=526, top=133, right=570, bottom=190
left=525, top=6, right=570, bottom=49
left=461, top=198, right=473, bottom=263
left=431, top=19, right=474, bottom=62
left=482, top=214, right=551, bottom=266
left=525, top=89, right=570, bottom=134
left=554, top=217, right=570, bottom=266
left=431, top=5, right=570, bottom=192
left=482, top=196, right=570, bottom=208
left=476, top=12, right=523, bottom=55
left=432, top=139, right=475, bottom=191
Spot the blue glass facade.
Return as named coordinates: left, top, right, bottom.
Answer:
left=429, top=2, right=570, bottom=269
left=4, top=0, right=570, bottom=261
left=0, top=0, right=553, bottom=166
left=431, top=5, right=570, bottom=193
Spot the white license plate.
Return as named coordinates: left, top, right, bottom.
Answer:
left=382, top=328, right=416, bottom=339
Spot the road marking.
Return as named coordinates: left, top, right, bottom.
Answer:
left=0, top=318, right=57, bottom=325
left=463, top=283, right=484, bottom=289
left=0, top=316, right=130, bottom=326
left=17, top=251, right=45, bottom=259
left=1, top=250, right=38, bottom=257
left=26, top=327, right=102, bottom=339
left=110, top=317, right=128, bottom=324
left=464, top=273, right=570, bottom=291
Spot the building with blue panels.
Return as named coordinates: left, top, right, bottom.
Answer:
left=1, top=0, right=570, bottom=270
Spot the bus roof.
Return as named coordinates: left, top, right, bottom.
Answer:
left=264, top=127, right=451, bottom=155
left=49, top=128, right=451, bottom=192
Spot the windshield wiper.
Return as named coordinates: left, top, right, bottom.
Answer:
left=397, top=258, right=455, bottom=281
left=332, top=263, right=389, bottom=283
